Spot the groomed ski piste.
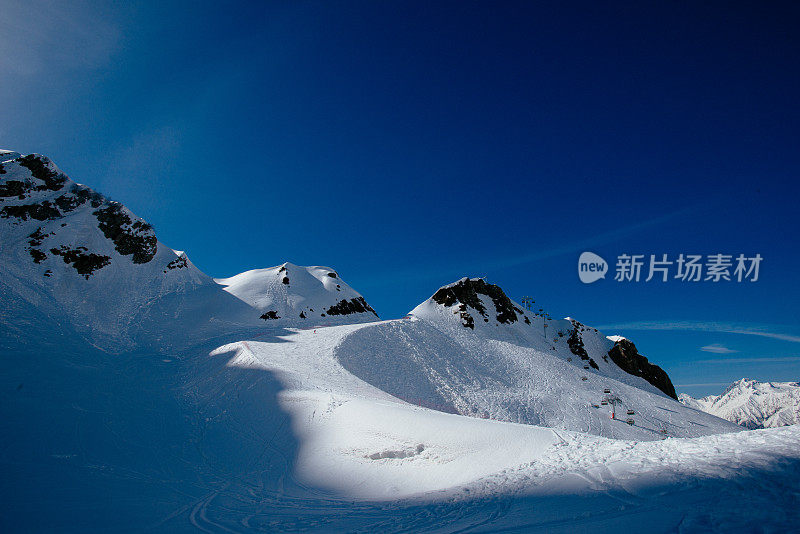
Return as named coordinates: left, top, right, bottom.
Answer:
left=2, top=151, right=800, bottom=532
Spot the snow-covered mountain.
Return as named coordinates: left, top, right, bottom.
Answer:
left=0, top=152, right=253, bottom=351
left=680, top=379, right=800, bottom=429
left=335, top=277, right=737, bottom=440
left=215, top=262, right=378, bottom=326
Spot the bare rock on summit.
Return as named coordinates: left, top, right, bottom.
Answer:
left=608, top=338, right=678, bottom=399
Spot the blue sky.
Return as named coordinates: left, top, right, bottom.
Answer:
left=2, top=1, right=799, bottom=396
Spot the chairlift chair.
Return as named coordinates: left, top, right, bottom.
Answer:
left=627, top=409, right=635, bottom=415
left=603, top=388, right=611, bottom=394
left=600, top=400, right=608, bottom=405
left=626, top=418, right=635, bottom=425
left=581, top=376, right=588, bottom=381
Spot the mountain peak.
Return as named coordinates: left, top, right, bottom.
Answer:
left=215, top=263, right=378, bottom=326
left=411, top=277, right=529, bottom=329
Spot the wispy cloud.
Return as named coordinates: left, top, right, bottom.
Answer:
left=595, top=321, right=800, bottom=344
left=700, top=343, right=738, bottom=354
left=696, top=356, right=800, bottom=364
left=478, top=204, right=704, bottom=272
left=0, top=1, right=119, bottom=78
left=357, top=204, right=704, bottom=288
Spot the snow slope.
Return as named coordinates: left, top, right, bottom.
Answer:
left=680, top=378, right=800, bottom=429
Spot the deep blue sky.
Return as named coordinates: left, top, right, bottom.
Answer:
left=3, top=1, right=799, bottom=395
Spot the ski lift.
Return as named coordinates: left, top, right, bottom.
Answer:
left=626, top=418, right=635, bottom=425
left=603, top=388, right=611, bottom=394
left=627, top=409, right=635, bottom=415
left=581, top=376, right=588, bottom=381
left=591, top=404, right=600, bottom=408
left=600, top=400, right=608, bottom=405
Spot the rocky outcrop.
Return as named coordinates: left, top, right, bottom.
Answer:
left=608, top=338, right=677, bottom=399
left=94, top=203, right=157, bottom=264
left=431, top=278, right=525, bottom=328
left=325, top=297, right=378, bottom=317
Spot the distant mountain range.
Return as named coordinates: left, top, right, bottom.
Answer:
left=680, top=379, right=800, bottom=429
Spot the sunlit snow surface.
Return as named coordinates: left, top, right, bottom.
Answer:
left=3, top=315, right=800, bottom=532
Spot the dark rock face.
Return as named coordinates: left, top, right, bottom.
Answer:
left=567, top=320, right=590, bottom=361
left=608, top=338, right=678, bottom=400
left=17, top=155, right=67, bottom=192
left=1, top=200, right=62, bottom=221
left=431, top=278, right=525, bottom=328
left=94, top=203, right=157, bottom=264
left=54, top=185, right=103, bottom=212
left=260, top=311, right=280, bottom=320
left=0, top=179, right=28, bottom=198
left=325, top=297, right=378, bottom=317
left=29, top=249, right=47, bottom=263
left=27, top=228, right=51, bottom=264
left=165, top=255, right=188, bottom=271
left=49, top=246, right=111, bottom=279
left=567, top=321, right=600, bottom=370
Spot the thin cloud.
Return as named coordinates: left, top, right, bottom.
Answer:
left=479, top=204, right=704, bottom=272
left=696, top=357, right=800, bottom=364
left=595, top=321, right=800, bottom=344
left=356, top=204, right=703, bottom=288
left=700, top=344, right=738, bottom=354
left=675, top=382, right=732, bottom=387
left=0, top=1, right=119, bottom=77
